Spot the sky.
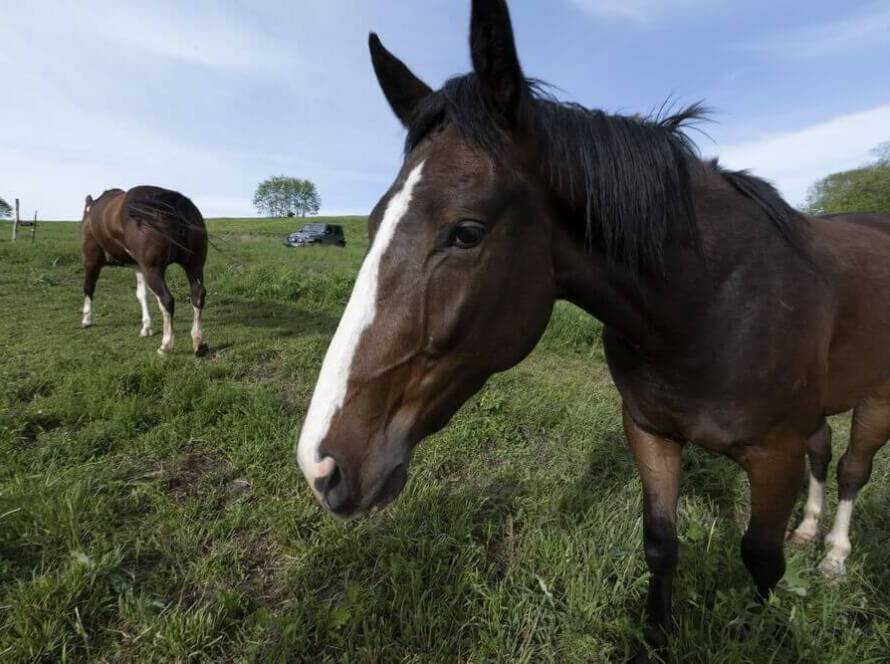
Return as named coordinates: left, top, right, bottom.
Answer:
left=1, top=0, right=889, bottom=220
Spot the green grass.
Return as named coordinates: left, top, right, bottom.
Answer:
left=1, top=218, right=888, bottom=662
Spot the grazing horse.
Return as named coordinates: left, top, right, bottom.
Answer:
left=80, top=186, right=208, bottom=356
left=296, top=0, right=890, bottom=658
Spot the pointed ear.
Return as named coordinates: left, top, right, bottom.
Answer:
left=369, top=33, right=433, bottom=127
left=84, top=195, right=93, bottom=213
left=470, top=0, right=526, bottom=122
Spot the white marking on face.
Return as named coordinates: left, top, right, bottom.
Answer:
left=296, top=161, right=426, bottom=493
left=820, top=498, right=854, bottom=577
left=790, top=475, right=824, bottom=542
left=81, top=295, right=93, bottom=327
left=136, top=272, right=153, bottom=337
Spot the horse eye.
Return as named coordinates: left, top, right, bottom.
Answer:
left=450, top=221, right=486, bottom=249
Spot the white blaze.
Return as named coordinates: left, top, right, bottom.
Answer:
left=297, top=161, right=425, bottom=491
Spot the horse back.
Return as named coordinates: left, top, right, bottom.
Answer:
left=818, top=212, right=890, bottom=233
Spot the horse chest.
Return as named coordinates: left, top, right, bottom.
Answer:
left=603, top=327, right=789, bottom=455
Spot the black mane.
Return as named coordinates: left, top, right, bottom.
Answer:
left=406, top=74, right=804, bottom=274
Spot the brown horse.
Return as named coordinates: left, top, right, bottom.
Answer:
left=296, top=0, right=890, bottom=658
left=80, top=186, right=208, bottom=356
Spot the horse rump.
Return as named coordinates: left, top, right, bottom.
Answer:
left=125, top=186, right=207, bottom=256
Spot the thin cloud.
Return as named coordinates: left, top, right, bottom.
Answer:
left=716, top=104, right=890, bottom=206
left=568, top=0, right=715, bottom=21
left=738, top=5, right=890, bottom=57
left=93, top=6, right=299, bottom=74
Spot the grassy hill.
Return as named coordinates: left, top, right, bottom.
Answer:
left=1, top=218, right=888, bottom=661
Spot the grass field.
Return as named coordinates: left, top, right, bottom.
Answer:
left=1, top=218, right=889, bottom=662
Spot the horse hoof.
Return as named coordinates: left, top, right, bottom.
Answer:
left=140, top=328, right=154, bottom=337
left=818, top=557, right=846, bottom=578
left=81, top=321, right=93, bottom=329
left=157, top=346, right=172, bottom=356
left=194, top=343, right=209, bottom=357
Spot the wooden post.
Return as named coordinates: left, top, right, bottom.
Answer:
left=32, top=210, right=38, bottom=243
left=12, top=198, right=19, bottom=241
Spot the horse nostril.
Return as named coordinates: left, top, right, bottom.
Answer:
left=321, top=461, right=352, bottom=513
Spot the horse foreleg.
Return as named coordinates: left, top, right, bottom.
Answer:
left=742, top=437, right=806, bottom=600
left=624, top=407, right=682, bottom=662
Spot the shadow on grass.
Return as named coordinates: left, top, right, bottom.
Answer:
left=557, top=429, right=638, bottom=520
left=559, top=431, right=747, bottom=526
left=211, top=297, right=338, bottom=339
left=258, top=480, right=524, bottom=661
left=849, top=486, right=890, bottom=597
left=680, top=445, right=746, bottom=520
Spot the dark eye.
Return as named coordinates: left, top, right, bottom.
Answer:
left=450, top=221, right=487, bottom=249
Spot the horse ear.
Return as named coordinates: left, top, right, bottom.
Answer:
left=369, top=33, right=433, bottom=127
left=84, top=195, right=93, bottom=212
left=470, top=0, right=527, bottom=122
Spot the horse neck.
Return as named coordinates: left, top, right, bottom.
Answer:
left=550, top=171, right=768, bottom=352
left=551, top=220, right=665, bottom=350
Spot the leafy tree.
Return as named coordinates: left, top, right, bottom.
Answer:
left=253, top=176, right=321, bottom=218
left=805, top=144, right=890, bottom=215
left=296, top=180, right=321, bottom=217
left=0, top=196, right=11, bottom=219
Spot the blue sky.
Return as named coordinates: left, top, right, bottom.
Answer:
left=1, top=0, right=889, bottom=219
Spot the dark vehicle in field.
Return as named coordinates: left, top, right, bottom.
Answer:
left=284, top=223, right=346, bottom=248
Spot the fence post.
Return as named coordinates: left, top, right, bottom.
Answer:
left=12, top=198, right=19, bottom=241
left=32, top=210, right=38, bottom=243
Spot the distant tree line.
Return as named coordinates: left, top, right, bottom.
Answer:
left=0, top=195, right=11, bottom=219
left=253, top=176, right=321, bottom=218
left=805, top=143, right=890, bottom=216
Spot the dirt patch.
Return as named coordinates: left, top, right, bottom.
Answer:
left=174, top=531, right=286, bottom=611
left=164, top=451, right=233, bottom=501
left=232, top=533, right=287, bottom=606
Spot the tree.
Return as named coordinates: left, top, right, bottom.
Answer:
left=295, top=180, right=321, bottom=217
left=0, top=196, right=11, bottom=219
left=805, top=144, right=890, bottom=216
left=253, top=176, right=322, bottom=218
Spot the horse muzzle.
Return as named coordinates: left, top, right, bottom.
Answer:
left=309, top=442, right=411, bottom=519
